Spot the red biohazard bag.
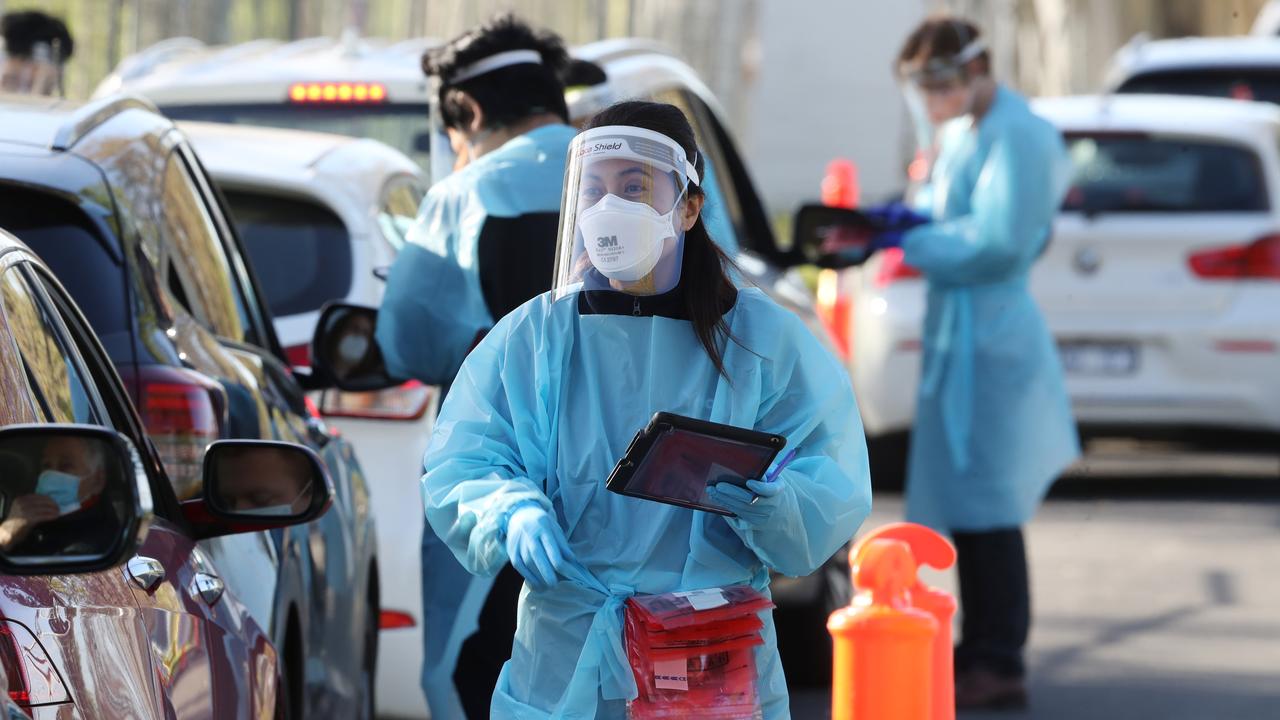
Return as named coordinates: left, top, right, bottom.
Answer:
left=624, top=586, right=770, bottom=719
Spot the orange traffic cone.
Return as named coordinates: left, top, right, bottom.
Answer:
left=856, top=524, right=958, bottom=720
left=829, top=538, right=937, bottom=720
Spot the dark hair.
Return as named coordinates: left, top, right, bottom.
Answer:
left=422, top=13, right=568, bottom=131
left=1, top=10, right=73, bottom=61
left=562, top=58, right=607, bottom=88
left=896, top=16, right=987, bottom=76
left=584, top=101, right=741, bottom=378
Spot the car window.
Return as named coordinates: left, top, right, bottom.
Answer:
left=0, top=185, right=132, bottom=350
left=162, top=103, right=433, bottom=169
left=159, top=152, right=251, bottom=341
left=1063, top=134, right=1269, bottom=213
left=221, top=189, right=354, bottom=317
left=0, top=291, right=40, bottom=427
left=1118, top=69, right=1280, bottom=105
left=378, top=176, right=427, bottom=251
left=0, top=266, right=100, bottom=425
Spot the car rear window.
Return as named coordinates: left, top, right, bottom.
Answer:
left=1062, top=134, right=1268, bottom=213
left=220, top=189, right=353, bottom=317
left=163, top=103, right=431, bottom=170
left=0, top=186, right=131, bottom=341
left=1117, top=69, right=1280, bottom=104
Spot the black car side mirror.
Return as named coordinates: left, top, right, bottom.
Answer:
left=0, top=425, right=153, bottom=576
left=791, top=204, right=878, bottom=270
left=183, top=440, right=334, bottom=539
left=310, top=302, right=401, bottom=392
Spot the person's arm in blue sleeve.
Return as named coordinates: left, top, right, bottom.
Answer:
left=714, top=314, right=872, bottom=577
left=420, top=315, right=554, bottom=577
left=901, top=123, right=1068, bottom=286
left=376, top=187, right=486, bottom=385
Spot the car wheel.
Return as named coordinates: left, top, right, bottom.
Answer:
left=358, top=598, right=377, bottom=720
left=868, top=432, right=909, bottom=491
left=775, top=559, right=852, bottom=688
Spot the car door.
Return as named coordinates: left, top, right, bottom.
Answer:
left=21, top=260, right=278, bottom=720
left=163, top=138, right=371, bottom=714
left=0, top=253, right=162, bottom=720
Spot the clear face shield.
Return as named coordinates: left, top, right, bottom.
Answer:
left=899, top=37, right=987, bottom=151
left=425, top=99, right=462, bottom=187
left=0, top=41, right=64, bottom=96
left=552, top=126, right=700, bottom=300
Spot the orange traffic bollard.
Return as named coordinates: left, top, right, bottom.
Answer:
left=829, top=538, right=937, bottom=720
left=857, top=523, right=958, bottom=720
left=821, top=158, right=860, bottom=209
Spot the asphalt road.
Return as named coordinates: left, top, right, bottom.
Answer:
left=792, top=439, right=1280, bottom=720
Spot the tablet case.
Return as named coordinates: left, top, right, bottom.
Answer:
left=606, top=412, right=786, bottom=515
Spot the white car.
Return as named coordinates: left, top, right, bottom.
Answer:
left=822, top=94, right=1280, bottom=469
left=1104, top=34, right=1280, bottom=105
left=182, top=121, right=435, bottom=720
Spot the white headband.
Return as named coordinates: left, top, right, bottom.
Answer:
left=449, top=49, right=542, bottom=84
left=575, top=125, right=701, bottom=186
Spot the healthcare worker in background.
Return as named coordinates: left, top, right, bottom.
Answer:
left=873, top=16, right=1080, bottom=710
left=0, top=9, right=73, bottom=97
left=422, top=100, right=872, bottom=719
left=375, top=13, right=578, bottom=720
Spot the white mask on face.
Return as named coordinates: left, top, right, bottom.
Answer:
left=578, top=193, right=682, bottom=282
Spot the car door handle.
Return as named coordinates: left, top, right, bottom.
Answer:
left=191, top=572, right=225, bottom=606
left=126, top=556, right=165, bottom=593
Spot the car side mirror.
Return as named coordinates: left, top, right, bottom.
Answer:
left=0, top=425, right=153, bottom=576
left=182, top=440, right=334, bottom=539
left=310, top=302, right=401, bottom=392
left=792, top=204, right=877, bottom=269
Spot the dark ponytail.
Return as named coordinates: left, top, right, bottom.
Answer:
left=584, top=101, right=740, bottom=377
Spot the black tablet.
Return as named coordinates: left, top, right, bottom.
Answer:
left=605, top=412, right=787, bottom=516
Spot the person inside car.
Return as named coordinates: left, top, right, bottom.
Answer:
left=0, top=436, right=119, bottom=554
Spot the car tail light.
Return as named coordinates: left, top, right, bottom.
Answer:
left=379, top=610, right=417, bottom=630
left=874, top=247, right=922, bottom=286
left=122, top=366, right=228, bottom=501
left=318, top=381, right=433, bottom=421
left=1188, top=234, right=1280, bottom=280
left=285, top=343, right=311, bottom=368
left=288, top=82, right=387, bottom=104
left=0, top=621, right=70, bottom=707
left=815, top=269, right=852, bottom=359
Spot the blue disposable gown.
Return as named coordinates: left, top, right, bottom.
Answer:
left=902, top=85, right=1080, bottom=532
left=377, top=123, right=578, bottom=385
left=376, top=123, right=577, bottom=718
left=422, top=287, right=872, bottom=719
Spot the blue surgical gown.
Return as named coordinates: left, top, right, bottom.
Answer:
left=376, top=123, right=577, bottom=718
left=377, top=123, right=577, bottom=385
left=902, top=85, right=1080, bottom=532
left=422, top=286, right=872, bottom=719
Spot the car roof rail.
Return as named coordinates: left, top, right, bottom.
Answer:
left=52, top=94, right=160, bottom=151
left=578, top=38, right=677, bottom=66
left=115, top=36, right=208, bottom=81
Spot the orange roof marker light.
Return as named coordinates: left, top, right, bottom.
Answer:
left=288, top=82, right=389, bottom=104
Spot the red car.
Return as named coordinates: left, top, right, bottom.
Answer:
left=0, top=227, right=332, bottom=718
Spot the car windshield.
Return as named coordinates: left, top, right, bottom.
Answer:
left=1062, top=134, right=1268, bottom=213
left=220, top=189, right=353, bottom=317
left=162, top=103, right=431, bottom=170
left=1117, top=68, right=1280, bottom=104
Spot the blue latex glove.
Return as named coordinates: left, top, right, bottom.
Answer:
left=503, top=503, right=573, bottom=591
left=862, top=201, right=931, bottom=231
left=706, top=479, right=786, bottom=526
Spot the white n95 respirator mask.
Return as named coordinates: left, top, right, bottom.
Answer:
left=577, top=194, right=682, bottom=282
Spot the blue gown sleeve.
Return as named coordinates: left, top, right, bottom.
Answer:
left=726, top=311, right=873, bottom=577
left=902, top=121, right=1067, bottom=286
left=419, top=313, right=554, bottom=577
left=376, top=187, right=487, bottom=385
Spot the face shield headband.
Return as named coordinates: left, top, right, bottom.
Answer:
left=903, top=36, right=987, bottom=88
